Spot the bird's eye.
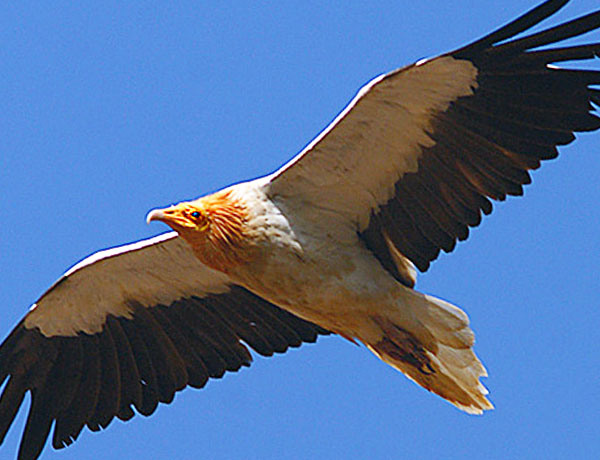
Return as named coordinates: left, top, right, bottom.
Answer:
left=191, top=211, right=201, bottom=218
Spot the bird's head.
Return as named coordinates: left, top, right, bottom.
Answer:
left=146, top=191, right=252, bottom=271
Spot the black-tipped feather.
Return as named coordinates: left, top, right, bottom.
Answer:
left=402, top=173, right=469, bottom=241
left=187, top=300, right=254, bottom=365
left=151, top=307, right=215, bottom=385
left=106, top=318, right=142, bottom=421
left=493, top=9, right=600, bottom=54
left=168, top=307, right=231, bottom=379
left=88, top=327, right=121, bottom=431
left=119, top=319, right=160, bottom=417
left=242, top=300, right=304, bottom=349
left=227, top=294, right=291, bottom=353
left=204, top=297, right=276, bottom=356
left=53, top=336, right=99, bottom=448
left=80, top=336, right=102, bottom=433
left=131, top=305, right=186, bottom=404
left=521, top=43, right=600, bottom=64
left=0, top=375, right=28, bottom=445
left=18, top=388, right=54, bottom=460
left=174, top=300, right=249, bottom=372
left=54, top=340, right=83, bottom=416
left=455, top=0, right=570, bottom=55
left=17, top=341, right=62, bottom=460
left=0, top=287, right=329, bottom=460
left=362, top=0, right=600, bottom=273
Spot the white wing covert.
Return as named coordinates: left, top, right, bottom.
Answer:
left=0, top=233, right=329, bottom=460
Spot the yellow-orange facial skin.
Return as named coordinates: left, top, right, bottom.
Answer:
left=147, top=203, right=210, bottom=232
left=147, top=191, right=253, bottom=272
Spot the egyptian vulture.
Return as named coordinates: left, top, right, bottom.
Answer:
left=2, top=0, right=600, bottom=458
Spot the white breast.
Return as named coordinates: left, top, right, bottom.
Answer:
left=228, top=180, right=397, bottom=329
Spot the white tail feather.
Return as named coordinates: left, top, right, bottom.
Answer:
left=364, top=290, right=493, bottom=414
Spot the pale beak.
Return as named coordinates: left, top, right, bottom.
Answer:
left=146, top=209, right=167, bottom=224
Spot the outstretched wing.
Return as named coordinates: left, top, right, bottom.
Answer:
left=0, top=233, right=329, bottom=460
left=269, top=0, right=600, bottom=275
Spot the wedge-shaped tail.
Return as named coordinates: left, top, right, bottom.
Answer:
left=366, top=291, right=492, bottom=414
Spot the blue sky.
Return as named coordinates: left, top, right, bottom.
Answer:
left=1, top=1, right=599, bottom=459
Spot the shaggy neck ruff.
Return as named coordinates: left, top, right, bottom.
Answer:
left=184, top=191, right=254, bottom=272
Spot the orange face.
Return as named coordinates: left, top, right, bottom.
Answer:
left=147, top=191, right=252, bottom=272
left=146, top=202, right=210, bottom=233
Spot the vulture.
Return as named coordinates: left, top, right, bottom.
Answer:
left=2, top=0, right=600, bottom=458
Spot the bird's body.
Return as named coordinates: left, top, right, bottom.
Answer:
left=149, top=179, right=396, bottom=336
left=148, top=175, right=491, bottom=413
left=2, top=1, right=600, bottom=458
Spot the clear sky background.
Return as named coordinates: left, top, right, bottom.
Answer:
left=1, top=1, right=599, bottom=459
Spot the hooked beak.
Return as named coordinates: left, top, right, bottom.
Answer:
left=146, top=208, right=167, bottom=224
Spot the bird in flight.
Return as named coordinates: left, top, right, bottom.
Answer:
left=2, top=0, right=600, bottom=459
